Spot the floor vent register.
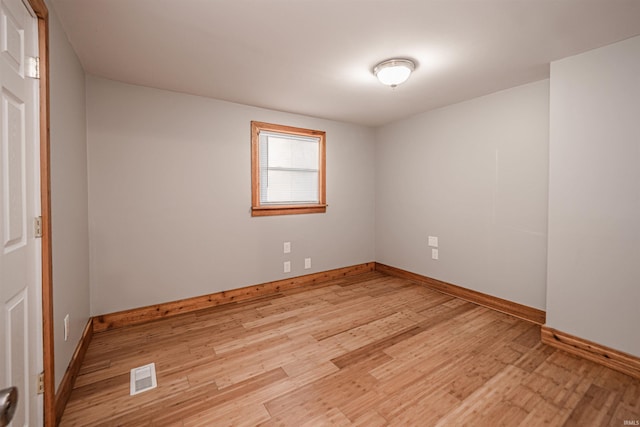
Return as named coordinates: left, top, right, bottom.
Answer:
left=130, top=363, right=158, bottom=395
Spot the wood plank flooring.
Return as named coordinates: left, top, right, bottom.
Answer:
left=60, top=272, right=640, bottom=426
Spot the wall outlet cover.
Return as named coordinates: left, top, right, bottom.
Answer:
left=284, top=261, right=291, bottom=273
left=432, top=248, right=439, bottom=260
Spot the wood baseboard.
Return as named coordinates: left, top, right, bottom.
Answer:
left=55, top=318, right=93, bottom=424
left=375, top=263, right=546, bottom=325
left=93, top=262, right=376, bottom=333
left=541, top=326, right=640, bottom=379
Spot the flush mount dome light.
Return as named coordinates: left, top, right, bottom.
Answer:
left=374, top=58, right=415, bottom=87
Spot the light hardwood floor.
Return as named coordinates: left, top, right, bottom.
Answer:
left=61, top=272, right=640, bottom=426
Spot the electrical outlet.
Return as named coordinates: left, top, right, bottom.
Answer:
left=283, top=242, right=291, bottom=254
left=428, top=236, right=438, bottom=247
left=304, top=258, right=311, bottom=269
left=64, top=314, right=70, bottom=341
left=431, top=248, right=439, bottom=260
left=284, top=261, right=291, bottom=273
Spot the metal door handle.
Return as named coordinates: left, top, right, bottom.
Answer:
left=0, top=387, right=17, bottom=427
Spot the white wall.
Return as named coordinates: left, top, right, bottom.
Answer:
left=86, top=77, right=375, bottom=315
left=547, top=36, right=640, bottom=357
left=47, top=1, right=90, bottom=389
left=375, top=80, right=549, bottom=310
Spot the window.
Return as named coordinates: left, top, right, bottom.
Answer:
left=251, top=121, right=326, bottom=216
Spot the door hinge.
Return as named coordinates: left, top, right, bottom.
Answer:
left=26, top=56, right=40, bottom=79
left=34, top=216, right=42, bottom=238
left=37, top=372, right=44, bottom=394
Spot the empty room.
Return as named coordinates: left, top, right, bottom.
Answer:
left=1, top=0, right=639, bottom=426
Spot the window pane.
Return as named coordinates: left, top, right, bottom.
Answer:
left=262, top=170, right=319, bottom=204
left=258, top=131, right=320, bottom=204
left=265, top=136, right=319, bottom=170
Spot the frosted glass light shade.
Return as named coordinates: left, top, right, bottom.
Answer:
left=374, top=59, right=415, bottom=87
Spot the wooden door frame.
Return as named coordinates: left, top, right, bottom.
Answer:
left=24, top=0, right=54, bottom=425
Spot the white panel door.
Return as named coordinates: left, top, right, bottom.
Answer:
left=0, top=0, right=41, bottom=424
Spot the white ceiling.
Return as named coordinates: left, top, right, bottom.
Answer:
left=51, top=0, right=640, bottom=127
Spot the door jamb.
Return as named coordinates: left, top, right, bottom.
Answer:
left=24, top=0, right=54, bottom=425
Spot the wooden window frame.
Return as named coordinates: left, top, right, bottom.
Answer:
left=251, top=121, right=326, bottom=217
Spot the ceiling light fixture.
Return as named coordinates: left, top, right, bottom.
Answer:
left=373, top=58, right=415, bottom=88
